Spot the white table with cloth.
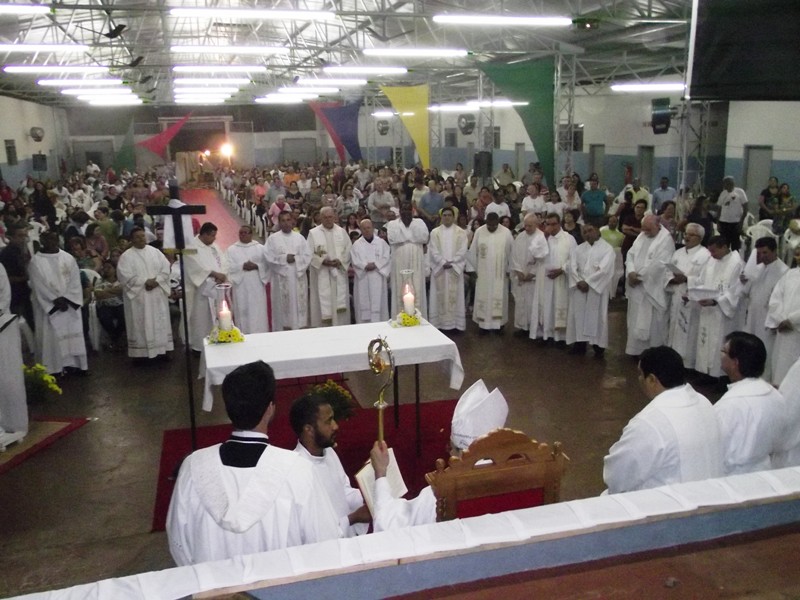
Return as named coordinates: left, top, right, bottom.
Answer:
left=201, top=320, right=465, bottom=450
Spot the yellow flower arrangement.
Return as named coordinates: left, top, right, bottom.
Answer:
left=23, top=363, right=62, bottom=402
left=208, top=325, right=245, bottom=344
left=392, top=310, right=421, bottom=327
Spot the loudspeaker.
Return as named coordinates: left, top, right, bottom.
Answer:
left=32, top=152, right=47, bottom=172
left=651, top=98, right=671, bottom=135
left=473, top=151, right=492, bottom=178
left=457, top=114, right=476, bottom=135
left=376, top=120, right=390, bottom=135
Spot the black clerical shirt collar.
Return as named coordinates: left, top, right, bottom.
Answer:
left=220, top=430, right=269, bottom=468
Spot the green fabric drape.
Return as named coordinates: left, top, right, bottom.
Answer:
left=479, top=58, right=556, bottom=185
left=113, top=120, right=136, bottom=173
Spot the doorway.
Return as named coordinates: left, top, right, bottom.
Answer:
left=589, top=144, right=605, bottom=183
left=638, top=146, right=655, bottom=189
left=743, top=146, right=773, bottom=215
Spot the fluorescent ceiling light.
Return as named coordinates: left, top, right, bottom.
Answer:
left=174, top=93, right=232, bottom=98
left=173, top=87, right=239, bottom=95
left=170, top=45, right=289, bottom=55
left=466, top=99, right=528, bottom=107
left=400, top=112, right=415, bottom=116
left=433, top=14, right=572, bottom=27
left=38, top=78, right=123, bottom=86
left=5, top=65, right=109, bottom=74
left=77, top=94, right=135, bottom=101
left=263, top=92, right=318, bottom=100
left=62, top=87, right=133, bottom=95
left=174, top=77, right=251, bottom=85
left=278, top=86, right=338, bottom=94
left=175, top=99, right=227, bottom=105
left=296, top=78, right=367, bottom=87
left=363, top=48, right=467, bottom=58
left=255, top=97, right=304, bottom=104
left=0, top=44, right=90, bottom=53
left=372, top=111, right=395, bottom=117
left=170, top=8, right=334, bottom=21
left=323, top=65, right=407, bottom=76
left=0, top=5, right=49, bottom=15
left=610, top=82, right=686, bottom=92
left=172, top=65, right=266, bottom=73
left=86, top=97, right=143, bottom=106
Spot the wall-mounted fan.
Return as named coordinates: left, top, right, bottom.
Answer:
left=29, top=127, right=45, bottom=142
left=377, top=120, right=390, bottom=136
left=457, top=114, right=476, bottom=135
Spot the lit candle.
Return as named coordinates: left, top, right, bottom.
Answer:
left=218, top=299, right=233, bottom=331
left=402, top=291, right=415, bottom=315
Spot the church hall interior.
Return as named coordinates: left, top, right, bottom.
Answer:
left=2, top=0, right=800, bottom=598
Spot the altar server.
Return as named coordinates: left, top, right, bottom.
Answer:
left=386, top=202, right=429, bottom=318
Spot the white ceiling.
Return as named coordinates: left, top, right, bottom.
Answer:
left=0, top=0, right=691, bottom=107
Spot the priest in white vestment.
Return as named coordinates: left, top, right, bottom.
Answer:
left=290, top=395, right=371, bottom=537
left=226, top=225, right=270, bottom=334
left=0, top=263, right=27, bottom=440
left=428, top=207, right=468, bottom=331
left=370, top=380, right=508, bottom=531
left=350, top=219, right=390, bottom=323
left=264, top=211, right=311, bottom=330
left=775, top=357, right=800, bottom=467
left=693, top=236, right=744, bottom=378
left=510, top=213, right=548, bottom=335
left=116, top=228, right=174, bottom=358
left=386, top=203, right=429, bottom=318
left=183, top=223, right=229, bottom=351
left=741, top=238, right=788, bottom=381
left=766, top=247, right=800, bottom=386
left=604, top=346, right=723, bottom=493
left=28, top=231, right=88, bottom=375
left=714, top=332, right=787, bottom=475
left=566, top=223, right=616, bottom=356
left=666, top=224, right=711, bottom=370
left=308, top=207, right=352, bottom=327
left=531, top=213, right=576, bottom=342
left=468, top=213, right=514, bottom=332
left=625, top=216, right=676, bottom=356
left=167, top=361, right=340, bottom=566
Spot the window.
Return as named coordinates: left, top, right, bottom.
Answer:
left=444, top=128, right=457, bottom=147
left=484, top=126, right=501, bottom=149
left=5, top=139, right=17, bottom=166
left=558, top=124, right=584, bottom=152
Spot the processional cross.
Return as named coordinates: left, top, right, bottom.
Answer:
left=147, top=191, right=206, bottom=450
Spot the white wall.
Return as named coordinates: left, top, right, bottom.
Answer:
left=726, top=101, right=800, bottom=161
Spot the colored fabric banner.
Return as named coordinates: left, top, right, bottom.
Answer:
left=380, top=84, right=430, bottom=168
left=479, top=59, right=556, bottom=186
left=113, top=119, right=136, bottom=173
left=308, top=102, right=346, bottom=162
left=320, top=102, right=363, bottom=162
left=136, top=113, right=191, bottom=160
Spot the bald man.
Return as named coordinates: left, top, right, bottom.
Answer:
left=350, top=219, right=390, bottom=323
left=307, top=207, right=352, bottom=326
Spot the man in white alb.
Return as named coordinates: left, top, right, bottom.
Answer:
left=531, top=213, right=576, bottom=344
left=116, top=227, right=173, bottom=359
left=766, top=246, right=800, bottom=386
left=307, top=206, right=352, bottom=326
left=264, top=211, right=311, bottom=331
left=386, top=202, right=429, bottom=318
left=566, top=222, right=616, bottom=357
left=625, top=215, right=675, bottom=356
left=167, top=361, right=340, bottom=566
left=714, top=332, right=787, bottom=475
left=226, top=225, right=270, bottom=334
left=510, top=213, right=548, bottom=336
left=28, top=231, right=87, bottom=375
left=369, top=379, right=508, bottom=531
left=694, top=236, right=744, bottom=379
left=468, top=212, right=514, bottom=333
left=740, top=237, right=787, bottom=381
left=183, top=222, right=229, bottom=352
left=291, top=395, right=371, bottom=537
left=665, top=223, right=710, bottom=370
left=604, top=346, right=723, bottom=493
left=350, top=219, right=391, bottom=323
left=0, top=263, right=27, bottom=443
left=428, top=207, right=468, bottom=331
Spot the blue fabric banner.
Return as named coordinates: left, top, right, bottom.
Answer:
left=320, top=101, right=363, bottom=162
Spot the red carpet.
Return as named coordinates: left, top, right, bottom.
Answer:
left=0, top=417, right=89, bottom=476
left=151, top=390, right=455, bottom=532
left=180, top=188, right=241, bottom=248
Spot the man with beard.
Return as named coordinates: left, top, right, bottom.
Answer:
left=386, top=202, right=429, bottom=318
left=291, top=395, right=371, bottom=537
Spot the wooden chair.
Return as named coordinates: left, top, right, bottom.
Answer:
left=425, top=428, right=568, bottom=522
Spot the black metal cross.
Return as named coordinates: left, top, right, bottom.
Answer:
left=147, top=203, right=206, bottom=250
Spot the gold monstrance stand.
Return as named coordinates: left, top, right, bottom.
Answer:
left=367, top=336, right=395, bottom=442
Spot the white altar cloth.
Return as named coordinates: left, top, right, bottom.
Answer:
left=201, top=320, right=465, bottom=411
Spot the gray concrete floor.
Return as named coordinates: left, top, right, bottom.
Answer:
left=0, top=213, right=725, bottom=599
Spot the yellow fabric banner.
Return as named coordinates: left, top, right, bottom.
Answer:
left=380, top=84, right=430, bottom=168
